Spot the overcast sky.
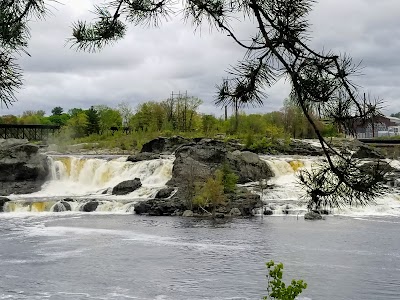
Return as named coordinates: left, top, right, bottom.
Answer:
left=3, top=0, right=400, bottom=117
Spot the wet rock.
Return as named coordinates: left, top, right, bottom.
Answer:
left=182, top=210, right=194, bottom=217
left=304, top=211, right=323, bottom=220
left=127, top=152, right=161, bottom=162
left=52, top=201, right=71, bottom=212
left=112, top=178, right=142, bottom=195
left=263, top=209, right=273, bottom=216
left=0, top=197, right=10, bottom=212
left=81, top=201, right=99, bottom=212
left=0, top=139, right=49, bottom=195
left=155, top=187, right=175, bottom=199
left=226, top=150, right=273, bottom=183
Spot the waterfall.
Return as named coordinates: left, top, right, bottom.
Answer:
left=256, top=155, right=400, bottom=216
left=38, top=155, right=174, bottom=197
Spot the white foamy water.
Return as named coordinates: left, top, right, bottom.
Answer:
left=258, top=155, right=400, bottom=217
left=4, top=155, right=174, bottom=214
left=15, top=155, right=174, bottom=198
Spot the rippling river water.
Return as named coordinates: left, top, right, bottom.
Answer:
left=1, top=214, right=399, bottom=300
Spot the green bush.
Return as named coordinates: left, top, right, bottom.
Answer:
left=219, top=163, right=238, bottom=193
left=264, top=261, right=307, bottom=300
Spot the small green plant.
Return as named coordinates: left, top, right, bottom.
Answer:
left=264, top=261, right=307, bottom=300
left=193, top=173, right=226, bottom=218
left=219, top=163, right=239, bottom=194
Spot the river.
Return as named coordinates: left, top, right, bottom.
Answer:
left=1, top=155, right=400, bottom=299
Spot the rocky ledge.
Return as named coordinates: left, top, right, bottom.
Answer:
left=0, top=139, right=49, bottom=195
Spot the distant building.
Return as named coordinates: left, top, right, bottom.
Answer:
left=355, top=116, right=400, bottom=139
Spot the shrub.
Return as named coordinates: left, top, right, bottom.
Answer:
left=264, top=261, right=307, bottom=300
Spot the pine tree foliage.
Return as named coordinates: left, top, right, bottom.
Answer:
left=70, top=0, right=388, bottom=208
left=0, top=0, right=52, bottom=107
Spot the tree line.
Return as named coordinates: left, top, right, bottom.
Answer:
left=0, top=96, right=339, bottom=140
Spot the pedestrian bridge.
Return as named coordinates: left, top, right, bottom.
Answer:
left=0, top=124, right=60, bottom=141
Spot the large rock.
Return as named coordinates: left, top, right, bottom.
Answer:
left=134, top=198, right=187, bottom=216
left=155, top=187, right=175, bottom=199
left=140, top=136, right=193, bottom=154
left=52, top=201, right=72, bottom=212
left=112, top=178, right=142, bottom=195
left=0, top=197, right=10, bottom=212
left=226, top=151, right=273, bottom=183
left=81, top=201, right=99, bottom=212
left=352, top=145, right=384, bottom=159
left=304, top=211, right=323, bottom=220
left=0, top=139, right=49, bottom=195
left=167, top=139, right=272, bottom=187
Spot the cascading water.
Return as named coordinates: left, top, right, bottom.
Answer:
left=4, top=155, right=174, bottom=213
left=257, top=155, right=400, bottom=216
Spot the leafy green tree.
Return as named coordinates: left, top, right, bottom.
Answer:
left=48, top=113, right=70, bottom=126
left=66, top=111, right=88, bottom=138
left=85, top=106, right=100, bottom=135
left=0, top=115, right=18, bottom=124
left=68, top=108, right=84, bottom=117
left=95, top=105, right=122, bottom=134
left=193, top=171, right=226, bottom=218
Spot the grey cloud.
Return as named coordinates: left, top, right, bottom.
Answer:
left=3, top=0, right=400, bottom=117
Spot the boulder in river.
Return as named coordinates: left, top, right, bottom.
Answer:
left=81, top=201, right=99, bottom=212
left=52, top=201, right=72, bottom=212
left=112, top=178, right=142, bottom=195
left=0, top=197, right=10, bottom=212
left=304, top=211, right=323, bottom=220
left=155, top=187, right=175, bottom=199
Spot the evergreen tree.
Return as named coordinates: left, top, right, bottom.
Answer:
left=85, top=106, right=100, bottom=135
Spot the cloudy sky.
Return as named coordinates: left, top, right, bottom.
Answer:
left=3, top=0, right=400, bottom=117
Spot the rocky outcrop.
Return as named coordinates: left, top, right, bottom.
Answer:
left=167, top=139, right=272, bottom=188
left=0, top=139, right=49, bottom=195
left=127, top=152, right=161, bottom=162
left=0, top=197, right=10, bottom=212
left=112, top=178, right=142, bottom=195
left=133, top=189, right=262, bottom=217
left=140, top=136, right=193, bottom=154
